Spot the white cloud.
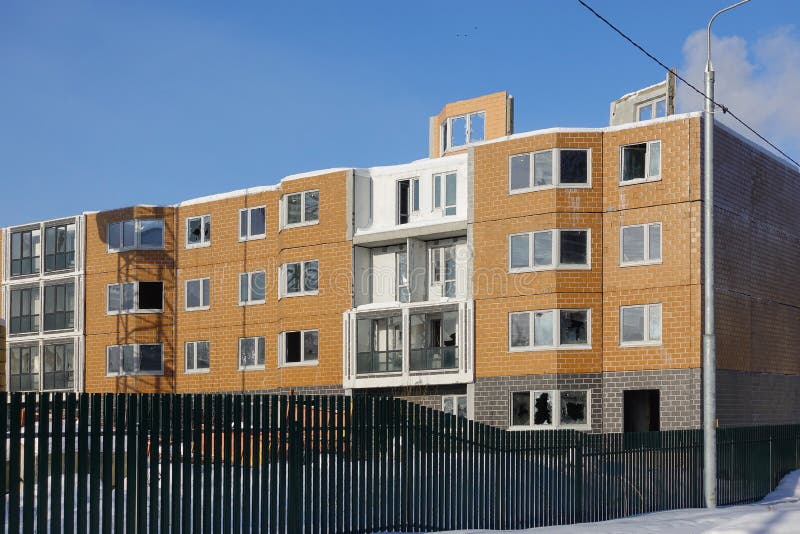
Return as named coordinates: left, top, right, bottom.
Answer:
left=677, top=27, right=800, bottom=162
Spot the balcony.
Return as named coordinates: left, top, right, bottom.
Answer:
left=343, top=300, right=473, bottom=389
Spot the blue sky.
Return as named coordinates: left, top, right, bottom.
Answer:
left=1, top=1, right=798, bottom=226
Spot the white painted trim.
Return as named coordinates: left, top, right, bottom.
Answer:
left=238, top=206, right=267, bottom=241
left=508, top=148, right=593, bottom=194
left=278, top=260, right=319, bottom=298
left=619, top=222, right=662, bottom=267
left=105, top=343, right=165, bottom=377
left=184, top=340, right=211, bottom=374
left=106, top=218, right=165, bottom=253
left=238, top=270, right=266, bottom=306
left=278, top=329, right=319, bottom=367
left=619, top=140, right=662, bottom=185
left=184, top=278, right=210, bottom=311
left=279, top=189, right=321, bottom=230
left=106, top=281, right=164, bottom=315
left=185, top=214, right=211, bottom=249
left=619, top=303, right=663, bottom=346
left=508, top=228, right=592, bottom=273
left=238, top=336, right=266, bottom=371
left=508, top=389, right=592, bottom=431
left=508, top=308, right=592, bottom=352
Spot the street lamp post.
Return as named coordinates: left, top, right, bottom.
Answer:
left=703, top=0, right=751, bottom=510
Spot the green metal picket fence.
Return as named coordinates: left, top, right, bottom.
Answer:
left=2, top=392, right=799, bottom=533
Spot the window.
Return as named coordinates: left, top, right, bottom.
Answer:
left=397, top=251, right=410, bottom=303
left=186, top=215, right=211, bottom=247
left=42, top=342, right=74, bottom=390
left=430, top=245, right=457, bottom=297
left=396, top=179, right=420, bottom=224
left=9, top=228, right=40, bottom=276
left=106, top=344, right=163, bottom=376
left=637, top=98, right=667, bottom=121
left=185, top=341, right=210, bottom=373
left=9, top=287, right=39, bottom=334
left=509, top=149, right=590, bottom=192
left=409, top=310, right=459, bottom=371
left=433, top=172, right=457, bottom=216
left=9, top=345, right=39, bottom=391
left=239, top=336, right=265, bottom=370
left=238, top=271, right=266, bottom=305
left=280, top=260, right=318, bottom=297
left=107, top=219, right=164, bottom=252
left=443, top=111, right=485, bottom=151
left=44, top=223, right=76, bottom=272
left=620, top=304, right=662, bottom=346
left=509, top=229, right=589, bottom=271
left=509, top=309, right=590, bottom=350
left=442, top=395, right=468, bottom=418
left=283, top=190, right=319, bottom=228
left=620, top=141, right=661, bottom=183
left=621, top=223, right=661, bottom=265
left=239, top=206, right=266, bottom=240
left=356, top=316, right=403, bottom=374
left=510, top=389, right=590, bottom=429
left=43, top=282, right=75, bottom=331
left=107, top=281, right=163, bottom=314
left=185, top=278, right=210, bottom=310
left=280, top=330, right=319, bottom=366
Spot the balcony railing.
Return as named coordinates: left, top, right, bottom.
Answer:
left=409, top=346, right=458, bottom=371
left=356, top=350, right=402, bottom=375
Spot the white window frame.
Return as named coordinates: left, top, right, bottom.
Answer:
left=509, top=389, right=592, bottom=430
left=637, top=98, right=667, bottom=121
left=508, top=309, right=592, bottom=352
left=105, top=343, right=164, bottom=376
left=442, top=110, right=485, bottom=152
left=508, top=229, right=591, bottom=273
left=185, top=278, right=210, bottom=311
left=185, top=215, right=211, bottom=248
left=279, top=260, right=319, bottom=298
left=442, top=394, right=468, bottom=418
left=508, top=148, right=592, bottom=194
left=619, top=140, right=662, bottom=185
left=238, top=336, right=265, bottom=371
left=106, top=281, right=163, bottom=315
left=432, top=172, right=458, bottom=216
left=429, top=244, right=458, bottom=297
left=238, top=270, right=266, bottom=306
left=620, top=222, right=662, bottom=267
left=107, top=219, right=165, bottom=253
left=184, top=341, right=210, bottom=374
left=278, top=329, right=319, bottom=367
left=238, top=206, right=266, bottom=241
left=620, top=303, right=662, bottom=347
left=281, top=190, right=320, bottom=229
left=396, top=251, right=410, bottom=303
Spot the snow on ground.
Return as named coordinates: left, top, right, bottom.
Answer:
left=448, top=470, right=800, bottom=534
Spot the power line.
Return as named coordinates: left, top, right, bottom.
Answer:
left=576, top=0, right=800, bottom=168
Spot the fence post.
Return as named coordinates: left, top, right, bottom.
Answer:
left=575, top=431, right=584, bottom=524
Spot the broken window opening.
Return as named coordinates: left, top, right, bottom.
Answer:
left=621, top=141, right=661, bottom=183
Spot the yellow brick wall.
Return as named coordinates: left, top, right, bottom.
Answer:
left=431, top=91, right=511, bottom=158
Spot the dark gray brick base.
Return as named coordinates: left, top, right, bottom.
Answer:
left=355, top=384, right=468, bottom=411
left=717, top=370, right=800, bottom=426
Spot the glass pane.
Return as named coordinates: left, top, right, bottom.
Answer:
left=187, top=218, right=202, bottom=244
left=456, top=396, right=467, bottom=418
left=251, top=271, right=265, bottom=301
left=621, top=306, right=645, bottom=343
left=107, top=347, right=120, bottom=374
left=304, top=261, right=319, bottom=292
left=469, top=112, right=485, bottom=142
left=511, top=392, right=531, bottom=426
left=510, top=313, right=530, bottom=347
left=510, top=235, right=529, bottom=269
left=122, top=283, right=135, bottom=311
left=286, top=263, right=300, bottom=293
left=186, top=343, right=194, bottom=370
left=560, top=310, right=588, bottom=345
left=412, top=179, right=420, bottom=211
left=649, top=224, right=661, bottom=261
left=285, top=331, right=302, bottom=363
left=442, top=311, right=458, bottom=347
left=287, top=194, right=302, bottom=225
left=533, top=151, right=553, bottom=187
left=140, top=220, right=163, bottom=247
left=239, top=210, right=248, bottom=238
left=622, top=144, right=647, bottom=181
left=187, top=280, right=200, bottom=308
left=108, top=223, right=121, bottom=250
left=250, top=207, right=265, bottom=236
left=139, top=345, right=162, bottom=372
left=510, top=154, right=531, bottom=191
left=649, top=304, right=662, bottom=341
left=122, top=345, right=135, bottom=373
left=203, top=216, right=211, bottom=242
left=197, top=342, right=210, bottom=369
left=445, top=173, right=457, bottom=210
left=533, top=231, right=553, bottom=266
left=202, top=278, right=210, bottom=307
left=622, top=226, right=645, bottom=263
left=533, top=392, right=553, bottom=425
left=304, top=190, right=319, bottom=222
left=239, top=273, right=249, bottom=302
left=108, top=284, right=120, bottom=312
left=648, top=141, right=661, bottom=178
left=655, top=99, right=666, bottom=118
left=122, top=220, right=136, bottom=248
left=560, top=391, right=587, bottom=425
left=638, top=105, right=652, bottom=121
left=303, top=331, right=318, bottom=361
left=239, top=338, right=254, bottom=367
left=560, top=150, right=588, bottom=184
left=442, top=397, right=454, bottom=415
left=450, top=116, right=467, bottom=147
left=397, top=252, right=408, bottom=285
left=257, top=338, right=265, bottom=364
left=560, top=231, right=587, bottom=265
left=534, top=311, right=554, bottom=346
left=433, top=175, right=441, bottom=208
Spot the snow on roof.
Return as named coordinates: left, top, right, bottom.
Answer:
left=355, top=153, right=467, bottom=177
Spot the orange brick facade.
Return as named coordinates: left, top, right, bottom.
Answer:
left=4, top=91, right=799, bottom=431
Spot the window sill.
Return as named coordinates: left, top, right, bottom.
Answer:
left=8, top=273, right=41, bottom=280
left=185, top=306, right=210, bottom=312
left=620, top=341, right=662, bottom=348
left=281, top=220, right=319, bottom=231
left=279, top=291, right=319, bottom=299
left=509, top=264, right=591, bottom=273
left=508, top=183, right=591, bottom=194
left=620, top=260, right=662, bottom=268
left=185, top=242, right=211, bottom=249
left=239, top=365, right=265, bottom=372
left=238, top=235, right=266, bottom=242
left=509, top=344, right=592, bottom=353
left=107, top=246, right=165, bottom=254
left=279, top=360, right=319, bottom=368
left=42, top=327, right=76, bottom=335
left=509, top=424, right=591, bottom=432
left=185, top=368, right=210, bottom=374
left=106, top=310, right=164, bottom=316
left=43, top=267, right=77, bottom=275
left=238, top=301, right=266, bottom=307
left=619, top=177, right=661, bottom=186
left=106, top=371, right=164, bottom=377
